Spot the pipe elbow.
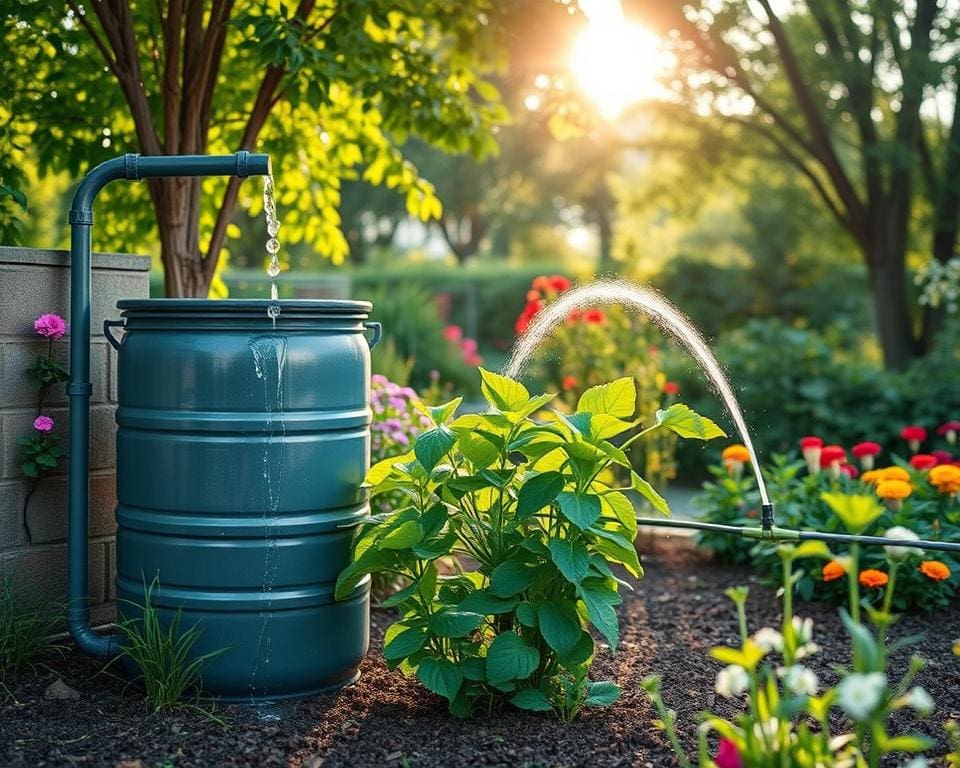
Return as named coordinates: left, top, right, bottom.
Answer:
left=68, top=606, right=122, bottom=658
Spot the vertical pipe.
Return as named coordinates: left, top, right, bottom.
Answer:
left=67, top=152, right=270, bottom=658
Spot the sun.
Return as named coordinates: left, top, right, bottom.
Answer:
left=569, top=6, right=669, bottom=120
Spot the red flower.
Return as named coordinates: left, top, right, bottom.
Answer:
left=819, top=445, right=847, bottom=467
left=524, top=299, right=543, bottom=317
left=932, top=450, right=954, bottom=465
left=526, top=290, right=541, bottom=302
left=715, top=738, right=743, bottom=768
left=514, top=316, right=530, bottom=334
left=937, top=421, right=960, bottom=436
left=852, top=442, right=881, bottom=458
left=562, top=375, right=578, bottom=391
left=582, top=308, right=605, bottom=324
left=910, top=454, right=937, bottom=471
left=800, top=436, right=823, bottom=449
left=531, top=275, right=552, bottom=293
left=840, top=463, right=859, bottom=479
left=565, top=309, right=582, bottom=325
left=663, top=381, right=680, bottom=395
left=549, top=274, right=572, bottom=292
left=901, top=426, right=927, bottom=441
left=443, top=325, right=462, bottom=342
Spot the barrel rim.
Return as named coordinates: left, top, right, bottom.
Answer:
left=117, top=298, right=372, bottom=314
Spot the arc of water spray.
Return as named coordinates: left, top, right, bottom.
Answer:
left=503, top=279, right=770, bottom=507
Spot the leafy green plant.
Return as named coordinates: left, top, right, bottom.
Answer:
left=115, top=579, right=227, bottom=717
left=336, top=368, right=724, bottom=719
left=0, top=567, right=61, bottom=682
left=645, top=498, right=938, bottom=767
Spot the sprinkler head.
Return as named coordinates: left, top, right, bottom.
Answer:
left=761, top=503, right=775, bottom=533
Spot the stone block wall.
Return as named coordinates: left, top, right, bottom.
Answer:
left=0, top=246, right=150, bottom=624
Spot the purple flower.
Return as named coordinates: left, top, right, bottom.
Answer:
left=33, top=415, right=55, bottom=433
left=34, top=313, right=68, bottom=340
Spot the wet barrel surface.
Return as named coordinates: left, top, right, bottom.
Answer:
left=112, top=300, right=372, bottom=700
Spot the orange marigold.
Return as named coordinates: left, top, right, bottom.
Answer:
left=929, top=464, right=960, bottom=494
left=880, top=466, right=911, bottom=483
left=722, top=444, right=751, bottom=463
left=822, top=561, right=845, bottom=582
left=876, top=479, right=912, bottom=501
left=859, top=569, right=889, bottom=589
left=860, top=469, right=883, bottom=485
left=919, top=561, right=951, bottom=581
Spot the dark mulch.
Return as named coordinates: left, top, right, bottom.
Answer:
left=3, top=537, right=959, bottom=768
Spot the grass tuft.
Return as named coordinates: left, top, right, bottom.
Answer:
left=0, top=566, right=61, bottom=683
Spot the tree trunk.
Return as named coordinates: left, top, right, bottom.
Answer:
left=150, top=177, right=211, bottom=297
left=865, top=234, right=915, bottom=370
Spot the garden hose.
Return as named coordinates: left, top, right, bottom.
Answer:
left=634, top=515, right=960, bottom=554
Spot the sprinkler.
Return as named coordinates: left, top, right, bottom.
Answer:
left=67, top=152, right=270, bottom=658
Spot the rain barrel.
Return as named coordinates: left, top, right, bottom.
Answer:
left=106, top=299, right=376, bottom=700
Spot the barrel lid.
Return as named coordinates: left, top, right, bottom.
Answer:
left=117, top=298, right=372, bottom=314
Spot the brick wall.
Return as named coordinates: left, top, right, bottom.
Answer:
left=0, top=246, right=150, bottom=624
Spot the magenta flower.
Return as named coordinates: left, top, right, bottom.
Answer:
left=34, top=313, right=68, bottom=340
left=715, top=738, right=743, bottom=768
left=33, top=415, right=55, bottom=433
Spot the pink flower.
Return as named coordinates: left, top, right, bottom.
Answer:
left=443, top=325, right=463, bottom=342
left=460, top=338, right=478, bottom=355
left=33, top=415, right=55, bottom=433
left=715, top=738, right=743, bottom=768
left=34, top=313, right=68, bottom=340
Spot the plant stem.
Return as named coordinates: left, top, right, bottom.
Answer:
left=848, top=542, right=861, bottom=624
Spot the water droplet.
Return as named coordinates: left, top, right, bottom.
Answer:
left=266, top=238, right=280, bottom=256
left=267, top=221, right=280, bottom=237
left=266, top=260, right=280, bottom=277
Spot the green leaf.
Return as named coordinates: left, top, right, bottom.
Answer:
left=584, top=681, right=620, bottom=707
left=383, top=626, right=428, bottom=661
left=548, top=538, right=590, bottom=584
left=486, top=632, right=540, bottom=684
left=429, top=610, right=485, bottom=638
left=556, top=492, right=602, bottom=530
left=516, top=471, right=565, bottom=520
left=489, top=559, right=536, bottom=598
left=510, top=688, right=553, bottom=712
left=458, top=590, right=519, bottom=615
left=516, top=601, right=538, bottom=627
left=709, top=640, right=766, bottom=671
left=414, top=425, right=457, bottom=472
left=510, top=392, right=556, bottom=419
left=577, top=378, right=636, bottom=418
left=587, top=414, right=637, bottom=441
left=655, top=404, right=726, bottom=440
left=589, top=527, right=642, bottom=577
left=335, top=548, right=396, bottom=599
left=578, top=581, right=622, bottom=651
left=600, top=492, right=637, bottom=536
left=379, top=520, right=424, bottom=550
left=821, top=492, right=884, bottom=535
left=478, top=367, right=529, bottom=411
left=367, top=450, right=414, bottom=485
left=412, top=530, right=457, bottom=560
left=414, top=397, right=462, bottom=426
left=631, top=472, right=670, bottom=517
left=417, top=657, right=463, bottom=701
left=457, top=432, right=499, bottom=469
left=557, top=632, right=595, bottom=666
left=537, top=601, right=582, bottom=655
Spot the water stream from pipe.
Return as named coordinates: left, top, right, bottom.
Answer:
left=503, top=278, right=770, bottom=506
left=263, top=174, right=282, bottom=328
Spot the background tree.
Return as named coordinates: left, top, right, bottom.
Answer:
left=627, top=0, right=960, bottom=369
left=1, top=1, right=508, bottom=296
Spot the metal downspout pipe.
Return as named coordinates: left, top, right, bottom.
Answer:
left=66, top=151, right=271, bottom=657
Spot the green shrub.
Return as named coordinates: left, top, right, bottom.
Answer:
left=116, top=579, right=226, bottom=716
left=0, top=568, right=61, bottom=681
left=336, top=370, right=724, bottom=719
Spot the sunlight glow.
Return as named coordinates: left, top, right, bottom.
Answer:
left=569, top=0, right=671, bottom=120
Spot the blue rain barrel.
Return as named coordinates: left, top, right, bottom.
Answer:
left=109, top=299, right=375, bottom=700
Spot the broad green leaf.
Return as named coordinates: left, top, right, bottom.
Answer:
left=632, top=472, right=670, bottom=517
left=548, top=538, right=590, bottom=584
left=414, top=397, right=462, bottom=426
left=417, top=657, right=463, bottom=701
left=380, top=579, right=419, bottom=608
left=655, top=404, right=726, bottom=440
left=429, top=610, right=485, bottom=638
left=510, top=392, right=556, bottom=419
left=822, top=492, right=884, bottom=535
left=460, top=657, right=487, bottom=681
left=516, top=471, right=565, bottom=520
left=510, top=688, right=553, bottom=712
left=516, top=601, right=538, bottom=627
left=486, top=632, right=540, bottom=684
left=458, top=590, right=519, bottom=615
left=578, top=580, right=622, bottom=651
left=412, top=530, right=457, bottom=560
left=588, top=414, right=637, bottom=441
left=709, top=640, right=766, bottom=671
left=489, top=559, right=537, bottom=597
left=584, top=681, right=620, bottom=707
left=457, top=432, right=499, bottom=469
left=589, top=527, right=642, bottom=577
left=577, top=378, right=636, bottom=418
left=383, top=627, right=428, bottom=661
left=790, top=541, right=833, bottom=560
left=537, top=601, right=582, bottom=655
left=556, top=491, right=602, bottom=530
left=557, top=631, right=595, bottom=666
left=414, top=425, right=457, bottom=472
left=478, top=367, right=529, bottom=411
left=601, top=491, right=638, bottom=536
left=379, top=520, right=424, bottom=550
left=366, top=450, right=414, bottom=485
left=335, top=548, right=396, bottom=599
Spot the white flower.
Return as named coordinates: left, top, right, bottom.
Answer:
left=752, top=717, right=784, bottom=749
left=792, top=616, right=814, bottom=644
left=837, top=672, right=887, bottom=719
left=884, top=526, right=923, bottom=563
left=900, top=758, right=929, bottom=768
left=778, top=665, right=818, bottom=696
left=753, top=627, right=783, bottom=653
left=905, top=686, right=934, bottom=716
left=715, top=664, right=750, bottom=698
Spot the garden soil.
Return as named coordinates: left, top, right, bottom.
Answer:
left=3, top=537, right=958, bottom=767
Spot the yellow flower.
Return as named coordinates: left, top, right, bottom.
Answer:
left=879, top=466, right=911, bottom=483
left=929, top=464, right=960, bottom=494
left=860, top=469, right=883, bottom=486
left=876, top=479, right=912, bottom=501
